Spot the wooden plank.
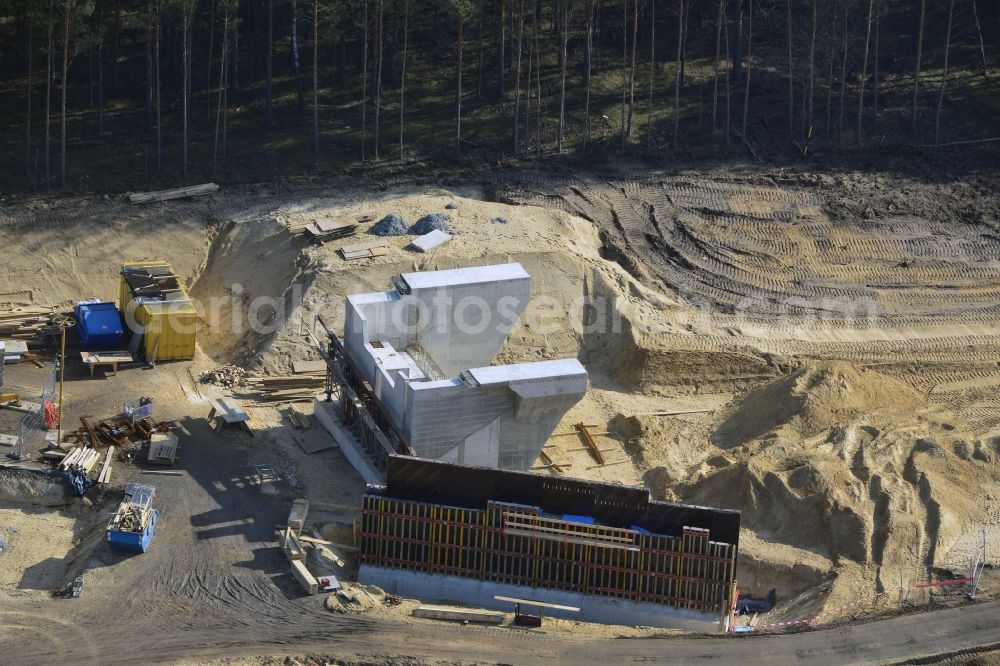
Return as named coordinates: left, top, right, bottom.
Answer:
left=98, top=447, right=114, bottom=484
left=340, top=238, right=388, bottom=253
left=575, top=423, right=605, bottom=465
left=0, top=434, right=18, bottom=447
left=493, top=595, right=580, bottom=612
left=128, top=183, right=218, bottom=204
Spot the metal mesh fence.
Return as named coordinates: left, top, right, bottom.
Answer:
left=14, top=363, right=57, bottom=460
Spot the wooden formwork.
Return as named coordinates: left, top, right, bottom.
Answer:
left=358, top=495, right=737, bottom=613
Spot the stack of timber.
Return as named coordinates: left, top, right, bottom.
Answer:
left=128, top=183, right=218, bottom=204
left=288, top=211, right=376, bottom=237
left=244, top=374, right=325, bottom=403
left=58, top=446, right=102, bottom=474
left=0, top=307, right=64, bottom=340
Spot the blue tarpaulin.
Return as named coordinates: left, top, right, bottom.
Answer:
left=64, top=469, right=93, bottom=497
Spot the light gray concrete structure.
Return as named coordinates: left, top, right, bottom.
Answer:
left=359, top=565, right=723, bottom=632
left=340, top=263, right=588, bottom=471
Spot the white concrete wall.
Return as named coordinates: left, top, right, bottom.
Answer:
left=339, top=265, right=587, bottom=472
left=359, top=565, right=722, bottom=632
left=409, top=272, right=530, bottom=378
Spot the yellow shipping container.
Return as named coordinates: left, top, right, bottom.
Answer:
left=119, top=260, right=197, bottom=361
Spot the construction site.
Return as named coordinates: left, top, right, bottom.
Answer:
left=0, top=169, right=998, bottom=665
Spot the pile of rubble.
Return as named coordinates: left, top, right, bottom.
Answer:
left=200, top=365, right=248, bottom=388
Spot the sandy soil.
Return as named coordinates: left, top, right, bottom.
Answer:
left=1, top=168, right=998, bottom=643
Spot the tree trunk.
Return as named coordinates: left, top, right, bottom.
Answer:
left=971, top=0, right=988, bottom=76
left=786, top=0, right=793, bottom=139
left=26, top=20, right=32, bottom=181
left=647, top=0, right=655, bottom=147
left=584, top=0, right=595, bottom=146
left=741, top=0, right=752, bottom=140
left=723, top=0, right=731, bottom=143
left=524, top=7, right=532, bottom=153
left=837, top=0, right=847, bottom=140
left=533, top=4, right=541, bottom=152
left=155, top=2, right=161, bottom=173
left=292, top=0, right=304, bottom=109
left=911, top=0, right=924, bottom=132
left=60, top=0, right=71, bottom=188
left=856, top=0, right=873, bottom=144
left=872, top=0, right=880, bottom=120
left=266, top=0, right=273, bottom=128
left=399, top=0, right=407, bottom=160
left=97, top=41, right=103, bottom=133
left=206, top=0, right=214, bottom=106
left=232, top=2, right=238, bottom=91
left=181, top=10, right=190, bottom=179
left=679, top=0, right=689, bottom=86
left=512, top=0, right=524, bottom=153
left=361, top=0, right=369, bottom=161
left=673, top=0, right=683, bottom=147
left=625, top=0, right=638, bottom=141
left=934, top=0, right=956, bottom=144
left=825, top=0, right=836, bottom=135
left=558, top=0, right=568, bottom=152
left=456, top=14, right=463, bottom=160
left=313, top=0, right=319, bottom=157
left=46, top=1, right=53, bottom=190
left=146, top=21, right=153, bottom=130
left=477, top=11, right=484, bottom=101
left=374, top=0, right=383, bottom=159
left=498, top=0, right=506, bottom=99
left=805, top=0, right=816, bottom=137
left=214, top=11, right=229, bottom=175
left=712, top=0, right=723, bottom=134
left=620, top=0, right=627, bottom=146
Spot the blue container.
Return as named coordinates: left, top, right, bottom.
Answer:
left=75, top=301, right=125, bottom=350
left=107, top=509, right=158, bottom=553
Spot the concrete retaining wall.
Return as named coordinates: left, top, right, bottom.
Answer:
left=359, top=565, right=722, bottom=632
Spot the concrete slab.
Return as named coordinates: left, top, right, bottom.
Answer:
left=409, top=230, right=452, bottom=253
left=412, top=605, right=506, bottom=624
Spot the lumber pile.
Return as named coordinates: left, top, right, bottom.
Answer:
left=0, top=307, right=64, bottom=340
left=128, top=183, right=218, bottom=204
left=59, top=446, right=102, bottom=474
left=287, top=211, right=377, bottom=236
left=243, top=374, right=325, bottom=404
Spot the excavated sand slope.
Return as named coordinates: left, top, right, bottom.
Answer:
left=2, top=174, right=998, bottom=625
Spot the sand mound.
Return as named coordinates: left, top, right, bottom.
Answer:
left=712, top=362, right=923, bottom=447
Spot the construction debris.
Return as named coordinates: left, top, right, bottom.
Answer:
left=200, top=365, right=248, bottom=388
left=127, top=183, right=218, bottom=204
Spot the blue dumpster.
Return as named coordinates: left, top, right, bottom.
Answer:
left=74, top=301, right=125, bottom=349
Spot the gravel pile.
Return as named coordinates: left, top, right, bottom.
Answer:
left=369, top=213, right=408, bottom=236
left=409, top=213, right=451, bottom=235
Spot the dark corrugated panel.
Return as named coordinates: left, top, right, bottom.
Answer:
left=384, top=456, right=740, bottom=546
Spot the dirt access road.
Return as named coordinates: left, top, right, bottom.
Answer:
left=1, top=593, right=997, bottom=665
